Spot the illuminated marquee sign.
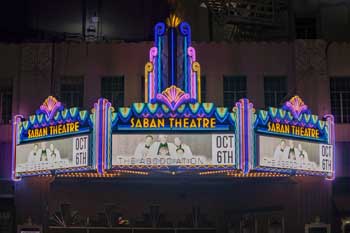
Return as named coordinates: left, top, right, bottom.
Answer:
left=102, top=15, right=245, bottom=173
left=252, top=96, right=335, bottom=178
left=258, top=135, right=333, bottom=173
left=11, top=14, right=336, bottom=180
left=12, top=96, right=98, bottom=178
left=26, top=122, right=80, bottom=139
left=108, top=101, right=242, bottom=171
left=266, top=122, right=320, bottom=139
left=129, top=117, right=217, bottom=129
left=15, top=135, right=89, bottom=174
left=112, top=133, right=235, bottom=167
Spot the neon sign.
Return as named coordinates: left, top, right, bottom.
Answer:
left=267, top=122, right=320, bottom=139
left=129, top=117, right=216, bottom=129
left=10, top=15, right=335, bottom=180
left=253, top=96, right=335, bottom=179
left=12, top=96, right=97, bottom=179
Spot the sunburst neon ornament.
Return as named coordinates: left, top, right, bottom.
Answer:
left=283, top=95, right=310, bottom=119
left=156, top=85, right=190, bottom=111
left=38, top=96, right=63, bottom=120
left=166, top=14, right=181, bottom=28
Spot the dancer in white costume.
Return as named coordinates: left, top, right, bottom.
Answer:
left=174, top=137, right=192, bottom=157
left=134, top=135, right=154, bottom=158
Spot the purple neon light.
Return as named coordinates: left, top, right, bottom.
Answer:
left=191, top=71, right=196, bottom=99
left=235, top=101, right=243, bottom=171
left=149, top=47, right=158, bottom=62
left=188, top=47, right=196, bottom=62
left=188, top=47, right=197, bottom=99
left=11, top=115, right=23, bottom=181
left=324, top=114, right=335, bottom=180
left=156, top=86, right=190, bottom=111
left=93, top=100, right=101, bottom=173
left=283, top=96, right=309, bottom=119
left=147, top=47, right=158, bottom=102
left=247, top=100, right=254, bottom=173
left=39, top=96, right=63, bottom=120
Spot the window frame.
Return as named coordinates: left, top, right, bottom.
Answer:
left=101, top=76, right=125, bottom=108
left=223, top=75, right=247, bottom=109
left=59, top=76, right=85, bottom=108
left=264, top=76, right=287, bottom=108
left=330, top=77, right=350, bottom=124
left=0, top=86, right=13, bottom=125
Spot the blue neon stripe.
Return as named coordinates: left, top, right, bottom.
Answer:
left=98, top=100, right=103, bottom=173
left=116, top=126, right=230, bottom=131
left=158, top=39, right=161, bottom=92
left=244, top=99, right=249, bottom=174
left=170, top=29, right=175, bottom=86
left=184, top=38, right=188, bottom=92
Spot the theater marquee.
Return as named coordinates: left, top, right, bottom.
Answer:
left=11, top=14, right=335, bottom=180
left=252, top=96, right=335, bottom=179
left=12, top=96, right=97, bottom=178
left=107, top=101, right=243, bottom=171
left=112, top=133, right=235, bottom=167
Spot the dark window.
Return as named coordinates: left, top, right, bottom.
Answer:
left=101, top=76, right=124, bottom=108
left=264, top=76, right=287, bottom=108
left=330, top=77, right=350, bottom=123
left=201, top=75, right=206, bottom=102
left=60, top=76, right=84, bottom=108
left=295, top=17, right=316, bottom=39
left=0, top=87, right=12, bottom=124
left=223, top=76, right=247, bottom=109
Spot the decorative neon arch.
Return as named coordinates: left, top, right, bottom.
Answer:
left=144, top=14, right=202, bottom=109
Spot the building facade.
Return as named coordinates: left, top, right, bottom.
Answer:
left=0, top=3, right=350, bottom=232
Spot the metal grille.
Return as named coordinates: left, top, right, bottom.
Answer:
left=101, top=76, right=124, bottom=108
left=223, top=75, right=247, bottom=109
left=264, top=76, right=287, bottom=108
left=0, top=87, right=12, bottom=124
left=60, top=76, right=84, bottom=108
left=330, top=77, right=350, bottom=123
left=295, top=17, right=316, bottom=39
left=205, top=0, right=289, bottom=41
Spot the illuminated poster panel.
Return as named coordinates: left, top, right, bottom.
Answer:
left=112, top=134, right=235, bottom=167
left=258, top=135, right=333, bottom=173
left=16, top=135, right=89, bottom=173
left=12, top=96, right=98, bottom=178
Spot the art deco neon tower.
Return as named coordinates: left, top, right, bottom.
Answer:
left=144, top=14, right=201, bottom=111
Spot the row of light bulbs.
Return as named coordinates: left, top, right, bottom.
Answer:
left=226, top=172, right=290, bottom=177
left=199, top=170, right=239, bottom=175
left=35, top=171, right=314, bottom=178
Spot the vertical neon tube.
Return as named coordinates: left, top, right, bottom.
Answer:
left=158, top=38, right=162, bottom=93
left=196, top=64, right=201, bottom=103
left=243, top=99, right=250, bottom=174
left=325, top=114, right=335, bottom=180
left=236, top=104, right=242, bottom=171
left=168, top=28, right=177, bottom=87
left=183, top=38, right=188, bottom=92
left=11, top=115, right=22, bottom=181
